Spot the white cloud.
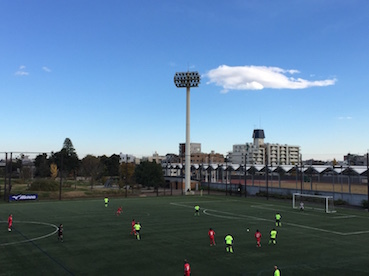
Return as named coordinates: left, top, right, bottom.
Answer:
left=15, top=65, right=29, bottom=76
left=205, top=65, right=336, bottom=93
left=42, top=66, right=51, bottom=72
left=338, top=116, right=352, bottom=120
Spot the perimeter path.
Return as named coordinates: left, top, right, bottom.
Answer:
left=170, top=199, right=369, bottom=236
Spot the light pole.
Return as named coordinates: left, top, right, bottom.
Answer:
left=367, top=151, right=369, bottom=212
left=225, top=155, right=229, bottom=196
left=125, top=154, right=128, bottom=198
left=174, top=71, right=200, bottom=194
left=300, top=154, right=303, bottom=195
left=244, top=152, right=247, bottom=197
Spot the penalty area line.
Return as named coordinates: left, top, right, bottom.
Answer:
left=202, top=208, right=369, bottom=236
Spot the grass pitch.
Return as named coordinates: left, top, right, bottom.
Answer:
left=1, top=195, right=369, bottom=276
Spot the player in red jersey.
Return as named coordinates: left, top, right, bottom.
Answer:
left=131, top=219, right=136, bottom=235
left=8, top=214, right=13, bottom=232
left=116, top=206, right=122, bottom=216
left=255, top=229, right=262, bottom=247
left=184, top=259, right=191, bottom=276
left=208, top=228, right=216, bottom=246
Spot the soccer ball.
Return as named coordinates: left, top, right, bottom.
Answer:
left=246, top=228, right=250, bottom=232
left=8, top=228, right=11, bottom=232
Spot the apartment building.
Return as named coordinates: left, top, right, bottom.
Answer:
left=230, top=129, right=300, bottom=165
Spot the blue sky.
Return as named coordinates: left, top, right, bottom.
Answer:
left=1, top=0, right=368, bottom=161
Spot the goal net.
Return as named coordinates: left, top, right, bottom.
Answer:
left=292, top=193, right=336, bottom=213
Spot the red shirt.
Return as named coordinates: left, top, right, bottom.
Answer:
left=131, top=221, right=135, bottom=228
left=255, top=231, right=261, bottom=240
left=208, top=230, right=215, bottom=239
left=8, top=216, right=13, bottom=225
left=184, top=263, right=191, bottom=275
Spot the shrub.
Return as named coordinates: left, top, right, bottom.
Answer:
left=30, top=179, right=59, bottom=191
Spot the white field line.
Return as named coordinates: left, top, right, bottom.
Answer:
left=0, top=221, right=58, bottom=246
left=172, top=203, right=369, bottom=236
left=171, top=199, right=239, bottom=205
left=169, top=200, right=239, bottom=209
left=203, top=209, right=269, bottom=222
left=251, top=204, right=337, bottom=218
left=250, top=204, right=319, bottom=218
left=330, top=215, right=356, bottom=219
left=170, top=202, right=195, bottom=209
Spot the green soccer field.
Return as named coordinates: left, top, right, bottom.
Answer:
left=1, top=195, right=369, bottom=276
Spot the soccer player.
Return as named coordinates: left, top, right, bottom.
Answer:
left=131, top=219, right=136, bottom=235
left=104, top=197, right=109, bottom=207
left=224, top=234, right=234, bottom=253
left=194, top=205, right=200, bottom=216
left=8, top=214, right=13, bottom=232
left=275, top=213, right=282, bottom=227
left=269, top=228, right=277, bottom=245
left=116, top=206, right=122, bottom=216
left=208, top=228, right=216, bottom=246
left=274, top=265, right=281, bottom=276
left=134, top=221, right=141, bottom=240
left=184, top=259, right=191, bottom=276
left=300, top=202, right=305, bottom=211
left=255, top=229, right=262, bottom=248
left=58, top=224, right=64, bottom=242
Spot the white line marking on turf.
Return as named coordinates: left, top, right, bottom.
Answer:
left=170, top=202, right=194, bottom=208
left=0, top=221, right=58, bottom=246
left=330, top=215, right=356, bottom=219
left=203, top=209, right=245, bottom=220
left=179, top=205, right=369, bottom=236
left=171, top=199, right=239, bottom=205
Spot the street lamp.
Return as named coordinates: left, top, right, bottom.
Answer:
left=174, top=71, right=200, bottom=194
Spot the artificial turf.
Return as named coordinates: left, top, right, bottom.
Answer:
left=1, top=195, right=369, bottom=275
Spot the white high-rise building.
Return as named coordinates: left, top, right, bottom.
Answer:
left=230, top=129, right=300, bottom=165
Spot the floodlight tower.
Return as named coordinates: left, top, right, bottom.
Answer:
left=174, top=71, right=200, bottom=194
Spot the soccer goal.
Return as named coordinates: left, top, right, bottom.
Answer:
left=292, top=193, right=336, bottom=213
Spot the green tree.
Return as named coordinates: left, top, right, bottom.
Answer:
left=81, top=155, right=103, bottom=189
left=53, top=138, right=80, bottom=179
left=100, top=154, right=120, bottom=176
left=34, top=153, right=51, bottom=177
left=134, top=161, right=165, bottom=188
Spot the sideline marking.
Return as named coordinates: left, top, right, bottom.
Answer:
left=169, top=199, right=240, bottom=210
left=170, top=199, right=238, bottom=206
left=174, top=204, right=369, bottom=236
left=0, top=221, right=58, bottom=246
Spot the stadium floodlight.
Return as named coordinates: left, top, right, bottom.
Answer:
left=174, top=71, right=201, bottom=194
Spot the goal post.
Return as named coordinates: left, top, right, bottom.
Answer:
left=292, top=193, right=336, bottom=213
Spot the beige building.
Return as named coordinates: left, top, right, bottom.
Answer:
left=179, top=143, right=224, bottom=164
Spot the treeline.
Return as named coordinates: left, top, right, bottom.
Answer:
left=4, top=138, right=165, bottom=189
